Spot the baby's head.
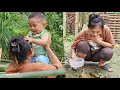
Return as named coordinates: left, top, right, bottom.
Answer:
left=28, top=12, right=47, bottom=34
left=9, top=36, right=34, bottom=63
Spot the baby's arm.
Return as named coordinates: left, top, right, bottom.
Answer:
left=25, top=33, right=50, bottom=46
left=26, top=34, right=29, bottom=37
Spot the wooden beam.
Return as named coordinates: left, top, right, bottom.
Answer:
left=82, top=12, right=86, bottom=26
left=75, top=12, right=79, bottom=36
left=0, top=48, right=2, bottom=62
left=63, top=12, right=67, bottom=38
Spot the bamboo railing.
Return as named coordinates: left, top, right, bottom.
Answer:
left=0, top=61, right=66, bottom=78
left=0, top=69, right=66, bottom=78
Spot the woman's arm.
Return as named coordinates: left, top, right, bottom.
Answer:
left=92, top=35, right=115, bottom=49
left=92, top=25, right=115, bottom=49
left=97, top=40, right=114, bottom=48
left=71, top=30, right=86, bottom=59
left=71, top=48, right=77, bottom=59
left=45, top=46, right=62, bottom=68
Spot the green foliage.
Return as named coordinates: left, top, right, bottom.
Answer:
left=65, top=34, right=74, bottom=42
left=0, top=12, right=63, bottom=60
left=3, top=12, right=29, bottom=36
left=45, top=12, right=63, bottom=60
left=0, top=12, right=29, bottom=59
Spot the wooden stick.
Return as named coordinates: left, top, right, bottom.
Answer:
left=0, top=48, right=2, bottom=61
left=63, top=12, right=66, bottom=38
left=75, top=12, right=79, bottom=36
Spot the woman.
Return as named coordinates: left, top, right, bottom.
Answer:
left=71, top=14, right=115, bottom=72
left=5, top=36, right=62, bottom=78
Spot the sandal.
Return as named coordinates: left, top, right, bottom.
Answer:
left=99, top=64, right=113, bottom=72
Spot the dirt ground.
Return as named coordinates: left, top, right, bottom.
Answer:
left=63, top=39, right=120, bottom=78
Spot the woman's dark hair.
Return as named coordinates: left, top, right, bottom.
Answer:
left=9, top=36, right=32, bottom=63
left=88, top=14, right=104, bottom=29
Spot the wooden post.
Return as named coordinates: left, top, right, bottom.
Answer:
left=63, top=12, right=66, bottom=38
left=63, top=12, right=67, bottom=63
left=0, top=48, right=2, bottom=61
left=82, top=12, right=86, bottom=27
left=75, top=12, right=79, bottom=36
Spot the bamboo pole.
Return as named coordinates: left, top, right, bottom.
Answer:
left=0, top=62, right=9, bottom=72
left=0, top=72, right=5, bottom=74
left=0, top=69, right=66, bottom=78
left=63, top=12, right=67, bottom=63
left=82, top=12, right=86, bottom=27
left=0, top=48, right=2, bottom=61
left=75, top=12, right=79, bottom=36
left=63, top=12, right=66, bottom=38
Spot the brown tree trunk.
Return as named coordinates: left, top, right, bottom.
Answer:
left=63, top=12, right=67, bottom=38
left=82, top=12, right=86, bottom=27
left=75, top=12, right=79, bottom=36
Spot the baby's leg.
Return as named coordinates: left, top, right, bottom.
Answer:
left=34, top=55, right=49, bottom=64
left=31, top=56, right=37, bottom=63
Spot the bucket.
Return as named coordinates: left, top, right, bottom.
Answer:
left=69, top=57, right=85, bottom=69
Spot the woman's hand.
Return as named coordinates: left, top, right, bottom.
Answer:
left=71, top=48, right=77, bottom=60
left=71, top=53, right=77, bottom=60
left=91, top=35, right=102, bottom=43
